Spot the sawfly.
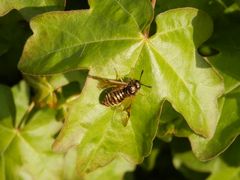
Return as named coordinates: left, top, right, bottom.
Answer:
left=88, top=70, right=151, bottom=126
left=88, top=70, right=151, bottom=106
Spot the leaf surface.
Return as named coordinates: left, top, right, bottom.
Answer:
left=18, top=0, right=224, bottom=173
left=0, top=0, right=65, bottom=20
left=63, top=148, right=134, bottom=179
left=172, top=137, right=240, bottom=180
left=189, top=13, right=240, bottom=160
left=0, top=82, right=64, bottom=179
left=0, top=10, right=31, bottom=85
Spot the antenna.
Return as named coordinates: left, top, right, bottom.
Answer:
left=139, top=70, right=152, bottom=88
left=139, top=70, right=144, bottom=82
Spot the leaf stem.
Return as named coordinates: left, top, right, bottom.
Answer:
left=151, top=0, right=156, bottom=9
left=17, top=101, right=35, bottom=129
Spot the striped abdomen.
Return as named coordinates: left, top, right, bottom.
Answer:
left=101, top=87, right=134, bottom=106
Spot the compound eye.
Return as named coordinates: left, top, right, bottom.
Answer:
left=130, top=86, right=136, bottom=94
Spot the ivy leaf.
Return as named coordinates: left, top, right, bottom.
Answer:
left=157, top=86, right=240, bottom=161
left=189, top=13, right=240, bottom=160
left=19, top=0, right=153, bottom=75
left=155, top=0, right=225, bottom=19
left=0, top=40, right=9, bottom=56
left=84, top=156, right=134, bottom=180
left=0, top=10, right=31, bottom=85
left=11, top=81, right=30, bottom=127
left=189, top=86, right=240, bottom=160
left=172, top=137, right=240, bottom=180
left=157, top=85, right=240, bottom=161
left=25, top=70, right=88, bottom=107
left=0, top=85, right=15, bottom=153
left=205, top=15, right=240, bottom=92
left=18, top=0, right=223, bottom=173
left=0, top=82, right=64, bottom=179
left=63, top=148, right=134, bottom=180
left=157, top=101, right=193, bottom=141
left=0, top=0, right=65, bottom=20
left=153, top=1, right=240, bottom=161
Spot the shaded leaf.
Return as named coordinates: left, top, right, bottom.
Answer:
left=85, top=156, right=134, bottom=180
left=0, top=83, right=64, bottom=179
left=157, top=85, right=240, bottom=161
left=155, top=3, right=240, bottom=161
left=172, top=137, right=240, bottom=180
left=189, top=12, right=240, bottom=160
left=206, top=15, right=240, bottom=92
left=157, top=101, right=192, bottom=140
left=63, top=147, right=134, bottom=180
left=0, top=10, right=31, bottom=85
left=0, top=85, right=15, bottom=153
left=155, top=0, right=224, bottom=19
left=0, top=0, right=65, bottom=20
left=11, top=81, right=30, bottom=127
left=189, top=85, right=240, bottom=160
left=25, top=70, right=88, bottom=107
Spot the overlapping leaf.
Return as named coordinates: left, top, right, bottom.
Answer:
left=0, top=0, right=65, bottom=20
left=172, top=137, right=240, bottom=180
left=155, top=0, right=224, bottom=19
left=18, top=0, right=224, bottom=173
left=158, top=83, right=240, bottom=161
left=189, top=13, right=240, bottom=160
left=157, top=9, right=240, bottom=160
left=25, top=70, right=88, bottom=107
left=157, top=101, right=192, bottom=141
left=0, top=10, right=31, bottom=84
left=63, top=147, right=134, bottom=180
left=0, top=82, right=64, bottom=179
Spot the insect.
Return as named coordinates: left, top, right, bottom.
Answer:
left=88, top=70, right=151, bottom=107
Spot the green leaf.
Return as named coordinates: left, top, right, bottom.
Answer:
left=154, top=0, right=225, bottom=19
left=63, top=148, right=134, bottom=180
left=0, top=83, right=64, bottom=179
left=0, top=85, right=15, bottom=153
left=189, top=85, right=240, bottom=160
left=189, top=13, right=240, bottom=161
left=0, top=40, right=9, bottom=56
left=140, top=139, right=162, bottom=171
left=0, top=0, right=65, bottom=20
left=19, top=0, right=223, bottom=173
left=157, top=101, right=192, bottom=140
left=85, top=156, right=134, bottom=180
left=173, top=146, right=215, bottom=173
left=19, top=0, right=153, bottom=75
left=155, top=6, right=240, bottom=161
left=11, top=81, right=30, bottom=127
left=0, top=10, right=31, bottom=85
left=25, top=70, right=88, bottom=107
left=205, top=16, right=240, bottom=92
left=158, top=85, right=240, bottom=161
left=172, top=137, right=240, bottom=180
left=157, top=85, right=240, bottom=161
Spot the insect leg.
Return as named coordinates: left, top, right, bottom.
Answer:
left=114, top=68, right=124, bottom=82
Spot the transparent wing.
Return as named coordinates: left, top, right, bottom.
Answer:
left=88, top=75, right=127, bottom=89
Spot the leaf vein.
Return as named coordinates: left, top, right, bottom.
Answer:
left=34, top=38, right=141, bottom=61
left=113, top=0, right=140, bottom=30
left=148, top=43, right=207, bottom=122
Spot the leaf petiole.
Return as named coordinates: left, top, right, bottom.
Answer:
left=17, top=101, right=35, bottom=129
